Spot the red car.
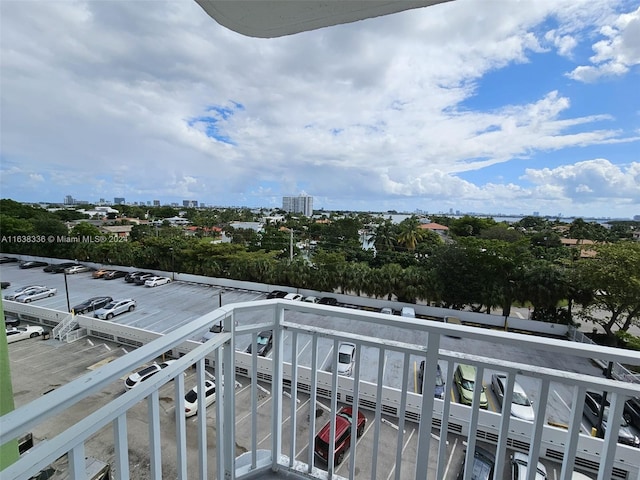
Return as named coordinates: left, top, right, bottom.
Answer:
left=314, top=406, right=366, bottom=465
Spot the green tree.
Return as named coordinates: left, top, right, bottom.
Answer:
left=575, top=242, right=640, bottom=340
left=372, top=220, right=396, bottom=252
left=449, top=215, right=497, bottom=237
left=396, top=216, right=426, bottom=251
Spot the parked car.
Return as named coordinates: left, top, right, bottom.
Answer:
left=43, top=262, right=75, bottom=273
left=336, top=342, right=356, bottom=376
left=94, top=299, right=136, bottom=320
left=380, top=306, right=394, bottom=315
left=284, top=293, right=303, bottom=301
left=0, top=256, right=18, bottom=263
left=145, top=276, right=171, bottom=287
left=15, top=287, right=57, bottom=303
left=134, top=273, right=155, bottom=285
left=624, top=396, right=640, bottom=430
left=19, top=260, right=48, bottom=269
left=1, top=281, right=10, bottom=289
left=454, top=364, right=488, bottom=409
left=266, top=290, right=288, bottom=299
left=6, top=325, right=45, bottom=343
left=72, top=296, right=113, bottom=315
left=418, top=361, right=445, bottom=398
left=124, top=360, right=176, bottom=390
left=92, top=268, right=112, bottom=279
left=125, top=271, right=151, bottom=283
left=491, top=374, right=535, bottom=421
left=318, top=297, right=338, bottom=306
left=184, top=379, right=217, bottom=417
left=4, top=285, right=46, bottom=301
left=314, top=406, right=366, bottom=465
left=456, top=446, right=495, bottom=480
left=246, top=330, right=273, bottom=356
left=583, top=391, right=640, bottom=447
left=401, top=306, right=416, bottom=318
left=104, top=270, right=127, bottom=280
left=303, top=296, right=319, bottom=303
left=5, top=316, right=20, bottom=327
left=65, top=265, right=90, bottom=274
left=510, top=451, right=547, bottom=479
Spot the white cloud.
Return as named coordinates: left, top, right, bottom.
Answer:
left=522, top=159, right=640, bottom=199
left=567, top=6, right=640, bottom=82
left=0, top=0, right=638, bottom=218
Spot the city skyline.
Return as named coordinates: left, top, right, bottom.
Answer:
left=1, top=1, right=639, bottom=218
left=16, top=194, right=637, bottom=221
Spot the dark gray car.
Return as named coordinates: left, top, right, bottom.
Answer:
left=583, top=391, right=640, bottom=447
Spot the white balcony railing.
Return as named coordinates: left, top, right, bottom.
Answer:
left=1, top=300, right=640, bottom=480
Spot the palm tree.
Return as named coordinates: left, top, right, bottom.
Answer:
left=396, top=217, right=426, bottom=251
left=372, top=220, right=396, bottom=252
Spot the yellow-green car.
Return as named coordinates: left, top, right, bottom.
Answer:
left=454, top=364, right=488, bottom=409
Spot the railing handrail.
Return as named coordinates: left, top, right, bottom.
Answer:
left=3, top=300, right=640, bottom=480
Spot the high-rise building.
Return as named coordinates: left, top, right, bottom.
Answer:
left=183, top=200, right=198, bottom=208
left=153, top=200, right=160, bottom=206
left=114, top=197, right=125, bottom=205
left=282, top=194, right=313, bottom=216
left=64, top=195, right=75, bottom=205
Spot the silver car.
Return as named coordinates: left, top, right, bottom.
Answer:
left=14, top=287, right=57, bottom=303
left=4, top=285, right=46, bottom=301
left=94, top=299, right=136, bottom=320
left=491, top=374, right=535, bottom=421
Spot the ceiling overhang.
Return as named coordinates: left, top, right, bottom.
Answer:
left=194, top=0, right=453, bottom=38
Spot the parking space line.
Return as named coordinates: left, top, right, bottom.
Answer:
left=236, top=394, right=273, bottom=425
left=443, top=436, right=458, bottom=478
left=334, top=420, right=374, bottom=476
left=259, top=397, right=311, bottom=447
left=553, top=389, right=589, bottom=434
left=320, top=347, right=333, bottom=373
left=298, top=339, right=311, bottom=356
left=485, top=383, right=497, bottom=412
left=383, top=427, right=415, bottom=480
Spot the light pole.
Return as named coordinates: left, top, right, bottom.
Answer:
left=169, top=247, right=175, bottom=280
left=63, top=271, right=71, bottom=313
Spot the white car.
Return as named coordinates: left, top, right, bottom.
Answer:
left=284, top=293, right=303, bottom=301
left=145, top=276, right=171, bottom=287
left=491, top=374, right=535, bottom=421
left=15, top=287, right=57, bottom=303
left=6, top=325, right=45, bottom=343
left=511, top=451, right=547, bottom=480
left=184, top=379, right=217, bottom=417
left=94, top=299, right=136, bottom=320
left=336, top=342, right=356, bottom=376
left=4, top=285, right=46, bottom=301
left=124, top=360, right=176, bottom=390
left=303, top=296, right=319, bottom=303
left=65, top=265, right=90, bottom=274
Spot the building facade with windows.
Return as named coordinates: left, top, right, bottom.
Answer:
left=282, top=194, right=313, bottom=216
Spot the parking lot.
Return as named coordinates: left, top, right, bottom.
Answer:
left=2, top=260, right=635, bottom=478
left=7, top=331, right=600, bottom=480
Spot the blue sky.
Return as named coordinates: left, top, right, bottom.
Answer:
left=1, top=0, right=639, bottom=218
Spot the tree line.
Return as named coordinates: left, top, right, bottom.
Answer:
left=1, top=199, right=639, bottom=343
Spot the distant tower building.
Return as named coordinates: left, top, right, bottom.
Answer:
left=282, top=194, right=313, bottom=216
left=114, top=197, right=125, bottom=205
left=153, top=200, right=160, bottom=206
left=64, top=195, right=75, bottom=205
left=183, top=200, right=198, bottom=208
